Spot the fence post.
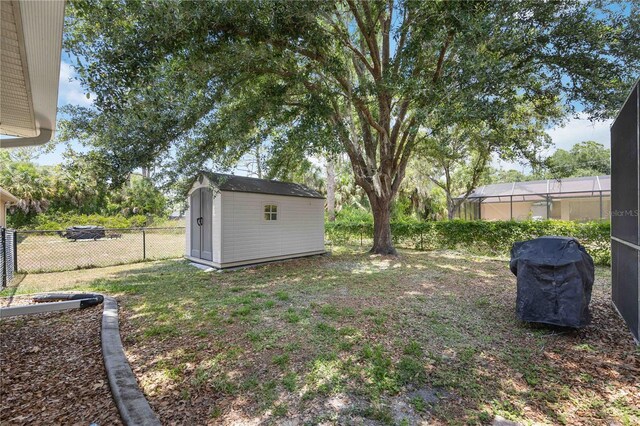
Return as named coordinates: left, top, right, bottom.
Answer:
left=142, top=228, right=146, bottom=260
left=1, top=228, right=6, bottom=288
left=13, top=230, right=17, bottom=272
left=599, top=190, right=603, bottom=220
left=360, top=224, right=363, bottom=247
left=420, top=230, right=423, bottom=251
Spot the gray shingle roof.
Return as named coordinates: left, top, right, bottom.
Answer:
left=200, top=172, right=324, bottom=199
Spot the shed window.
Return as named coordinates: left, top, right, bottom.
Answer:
left=264, top=204, right=278, bottom=220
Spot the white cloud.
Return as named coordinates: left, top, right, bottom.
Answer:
left=58, top=61, right=93, bottom=107
left=546, top=114, right=612, bottom=151
left=493, top=114, right=613, bottom=171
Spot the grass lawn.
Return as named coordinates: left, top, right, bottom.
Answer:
left=2, top=247, right=638, bottom=425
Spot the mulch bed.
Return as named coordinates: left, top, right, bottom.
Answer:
left=0, top=304, right=122, bottom=425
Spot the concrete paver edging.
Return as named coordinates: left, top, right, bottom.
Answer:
left=102, top=296, right=161, bottom=426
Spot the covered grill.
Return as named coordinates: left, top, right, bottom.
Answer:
left=510, top=236, right=594, bottom=328
left=65, top=225, right=106, bottom=241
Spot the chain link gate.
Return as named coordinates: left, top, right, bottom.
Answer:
left=1, top=227, right=17, bottom=288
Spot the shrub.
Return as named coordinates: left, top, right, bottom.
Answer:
left=12, top=213, right=159, bottom=230
left=325, top=219, right=611, bottom=266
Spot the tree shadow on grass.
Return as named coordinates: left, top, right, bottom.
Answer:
left=69, top=253, right=638, bottom=425
left=0, top=273, right=27, bottom=306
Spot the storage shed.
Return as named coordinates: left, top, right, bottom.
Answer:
left=186, top=172, right=326, bottom=269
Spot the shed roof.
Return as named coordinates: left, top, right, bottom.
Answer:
left=200, top=172, right=324, bottom=199
left=459, top=175, right=610, bottom=201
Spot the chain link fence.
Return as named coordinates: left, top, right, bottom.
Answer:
left=1, top=227, right=17, bottom=287
left=14, top=227, right=185, bottom=273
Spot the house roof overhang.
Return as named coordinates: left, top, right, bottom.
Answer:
left=0, top=187, right=19, bottom=204
left=0, top=0, right=65, bottom=148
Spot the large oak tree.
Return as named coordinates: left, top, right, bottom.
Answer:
left=63, top=0, right=639, bottom=254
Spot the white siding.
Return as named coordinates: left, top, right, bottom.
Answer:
left=1, top=192, right=17, bottom=227
left=211, top=192, right=222, bottom=263
left=185, top=204, right=190, bottom=257
left=220, top=192, right=325, bottom=265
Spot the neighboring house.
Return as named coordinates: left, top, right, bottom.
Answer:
left=455, top=175, right=611, bottom=222
left=0, top=187, right=18, bottom=228
left=186, top=172, right=325, bottom=269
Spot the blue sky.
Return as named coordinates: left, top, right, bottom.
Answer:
left=34, top=57, right=614, bottom=171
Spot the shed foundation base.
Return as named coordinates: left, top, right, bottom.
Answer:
left=185, top=250, right=327, bottom=270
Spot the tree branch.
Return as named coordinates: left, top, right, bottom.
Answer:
left=346, top=0, right=382, bottom=80
left=392, top=115, right=417, bottom=169
left=392, top=5, right=411, bottom=75
left=381, top=0, right=392, bottom=73
left=326, top=17, right=376, bottom=75
left=433, top=30, right=455, bottom=83
left=391, top=130, right=418, bottom=194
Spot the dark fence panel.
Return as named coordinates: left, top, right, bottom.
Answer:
left=611, top=82, right=639, bottom=245
left=611, top=80, right=640, bottom=342
left=15, top=227, right=185, bottom=273
left=1, top=228, right=16, bottom=288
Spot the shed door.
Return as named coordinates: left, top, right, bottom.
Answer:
left=200, top=188, right=213, bottom=261
left=190, top=188, right=214, bottom=261
left=190, top=189, right=201, bottom=258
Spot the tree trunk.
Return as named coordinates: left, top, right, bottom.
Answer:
left=326, top=155, right=336, bottom=221
left=447, top=197, right=456, bottom=220
left=368, top=193, right=396, bottom=255
left=255, top=145, right=263, bottom=179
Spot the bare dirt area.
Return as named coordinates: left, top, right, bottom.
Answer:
left=0, top=305, right=121, bottom=425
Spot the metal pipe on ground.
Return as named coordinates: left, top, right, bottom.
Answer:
left=0, top=293, right=104, bottom=318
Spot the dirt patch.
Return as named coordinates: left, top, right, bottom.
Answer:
left=0, top=295, right=35, bottom=308
left=0, top=306, right=121, bottom=425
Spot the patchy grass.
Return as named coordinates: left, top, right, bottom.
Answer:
left=3, top=247, right=638, bottom=425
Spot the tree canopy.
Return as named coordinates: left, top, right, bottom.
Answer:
left=418, top=98, right=560, bottom=218
left=0, top=150, right=168, bottom=227
left=546, top=141, right=611, bottom=178
left=61, top=0, right=639, bottom=253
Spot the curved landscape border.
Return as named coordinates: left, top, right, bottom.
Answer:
left=102, top=296, right=161, bottom=426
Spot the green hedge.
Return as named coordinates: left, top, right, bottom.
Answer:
left=16, top=213, right=152, bottom=230
left=326, top=219, right=611, bottom=266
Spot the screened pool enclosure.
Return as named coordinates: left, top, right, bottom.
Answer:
left=455, top=175, right=611, bottom=221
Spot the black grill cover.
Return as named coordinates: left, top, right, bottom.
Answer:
left=509, top=236, right=594, bottom=328
left=65, top=225, right=106, bottom=240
